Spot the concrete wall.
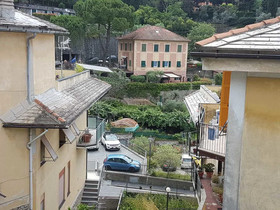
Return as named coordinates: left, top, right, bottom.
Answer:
left=238, top=77, right=280, bottom=210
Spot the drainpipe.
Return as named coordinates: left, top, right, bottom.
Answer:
left=26, top=129, right=48, bottom=210
left=27, top=33, right=36, bottom=103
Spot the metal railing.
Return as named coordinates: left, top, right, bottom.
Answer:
left=199, top=123, right=226, bottom=155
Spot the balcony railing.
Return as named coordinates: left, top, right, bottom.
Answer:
left=199, top=123, right=226, bottom=156
left=76, top=117, right=105, bottom=149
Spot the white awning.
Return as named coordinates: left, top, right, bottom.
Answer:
left=63, top=128, right=76, bottom=143
left=164, top=73, right=181, bottom=78
left=77, top=63, right=113, bottom=73
left=41, top=135, right=58, bottom=161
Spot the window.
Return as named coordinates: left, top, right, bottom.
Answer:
left=177, top=61, right=181, bottom=67
left=59, top=168, right=65, bottom=209
left=142, top=44, right=146, bottom=52
left=165, top=45, right=170, bottom=52
left=154, top=44, right=158, bottom=52
left=141, top=61, right=146, bottom=67
left=120, top=43, right=123, bottom=50
left=59, top=129, right=66, bottom=147
left=151, top=61, right=160, bottom=67
left=125, top=43, right=127, bottom=51
left=67, top=162, right=70, bottom=196
left=40, top=140, right=46, bottom=166
left=129, top=43, right=132, bottom=51
left=177, top=45, right=182, bottom=52
left=162, top=61, right=169, bottom=67
left=129, top=60, right=131, bottom=67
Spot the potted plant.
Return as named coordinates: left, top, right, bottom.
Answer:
left=83, top=129, right=92, bottom=143
left=198, top=167, right=204, bottom=179
left=203, top=163, right=215, bottom=178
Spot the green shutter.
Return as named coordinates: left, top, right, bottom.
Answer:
left=151, top=61, right=153, bottom=67
left=154, top=44, right=158, bottom=52
left=169, top=61, right=171, bottom=67
left=165, top=45, right=169, bottom=52
left=158, top=61, right=160, bottom=67
left=178, top=45, right=182, bottom=52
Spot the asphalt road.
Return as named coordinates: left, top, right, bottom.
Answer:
left=87, top=142, right=147, bottom=174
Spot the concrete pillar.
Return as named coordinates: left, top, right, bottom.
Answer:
left=223, top=72, right=247, bottom=210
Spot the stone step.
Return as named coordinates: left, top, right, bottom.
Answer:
left=84, top=187, right=98, bottom=192
left=82, top=195, right=98, bottom=201
left=85, top=180, right=99, bottom=184
left=83, top=191, right=98, bottom=197
left=85, top=183, right=98, bottom=188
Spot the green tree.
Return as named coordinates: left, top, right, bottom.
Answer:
left=153, top=145, right=181, bottom=170
left=188, top=23, right=215, bottom=53
left=146, top=71, right=164, bottom=83
left=214, top=73, right=223, bottom=85
left=74, top=0, right=135, bottom=64
left=134, top=5, right=163, bottom=25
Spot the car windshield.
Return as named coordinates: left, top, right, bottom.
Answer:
left=183, top=158, right=191, bottom=163
left=105, top=134, right=118, bottom=141
left=123, top=156, right=133, bottom=163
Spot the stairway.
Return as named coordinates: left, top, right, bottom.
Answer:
left=81, top=180, right=99, bottom=207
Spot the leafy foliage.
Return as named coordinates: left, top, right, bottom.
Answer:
left=214, top=73, right=223, bottom=85
left=90, top=101, right=194, bottom=133
left=75, top=64, right=84, bottom=73
left=130, top=75, right=146, bottom=83
left=120, top=192, right=198, bottom=210
left=161, top=100, right=187, bottom=112
left=152, top=144, right=181, bottom=169
left=146, top=71, right=164, bottom=83
left=150, top=170, right=191, bottom=180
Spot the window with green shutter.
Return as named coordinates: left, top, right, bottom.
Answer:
left=177, top=61, right=181, bottom=67
left=141, top=61, right=146, bottom=67
left=129, top=60, right=131, bottom=66
left=129, top=43, right=132, bottom=51
left=169, top=61, right=171, bottom=67
left=177, top=45, right=182, bottom=52
left=165, top=45, right=170, bottom=52
left=142, top=44, right=146, bottom=52
left=125, top=43, right=127, bottom=50
left=121, top=43, right=123, bottom=50
left=158, top=61, right=160, bottom=67
left=154, top=44, right=158, bottom=52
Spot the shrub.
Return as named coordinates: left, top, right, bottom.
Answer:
left=215, top=73, right=223, bottom=85
left=150, top=170, right=191, bottom=180
left=212, top=175, right=220, bottom=184
left=130, top=75, right=146, bottom=83
left=161, top=100, right=187, bottom=112
left=193, top=74, right=201, bottom=81
left=77, top=203, right=95, bottom=210
left=153, top=145, right=181, bottom=170
left=146, top=71, right=163, bottom=83
left=213, top=186, right=224, bottom=195
left=203, top=163, right=215, bottom=172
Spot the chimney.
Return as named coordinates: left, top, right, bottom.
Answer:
left=0, top=0, right=15, bottom=19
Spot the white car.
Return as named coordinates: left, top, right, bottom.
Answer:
left=181, top=154, right=192, bottom=169
left=101, top=133, right=121, bottom=151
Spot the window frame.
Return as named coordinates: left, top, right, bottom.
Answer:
left=177, top=61, right=181, bottom=67
left=177, top=45, right=182, bottom=52
left=154, top=44, right=159, bottom=52
left=141, top=61, right=146, bottom=67
left=142, top=44, right=146, bottom=52
left=165, top=44, right=170, bottom=52
left=58, top=168, right=65, bottom=209
left=125, top=43, right=128, bottom=51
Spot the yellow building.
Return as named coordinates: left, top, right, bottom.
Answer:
left=193, top=17, right=280, bottom=210
left=117, top=25, right=189, bottom=82
left=0, top=1, right=110, bottom=209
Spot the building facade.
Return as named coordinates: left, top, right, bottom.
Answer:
left=0, top=1, right=110, bottom=209
left=193, top=16, right=280, bottom=210
left=118, top=26, right=189, bottom=82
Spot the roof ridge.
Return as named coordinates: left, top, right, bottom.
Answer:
left=196, top=16, right=280, bottom=46
left=34, top=98, right=66, bottom=123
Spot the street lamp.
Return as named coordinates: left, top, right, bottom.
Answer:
left=165, top=187, right=171, bottom=210
left=148, top=137, right=153, bottom=170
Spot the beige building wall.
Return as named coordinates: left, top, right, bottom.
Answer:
left=0, top=32, right=86, bottom=209
left=118, top=40, right=188, bottom=79
left=239, top=77, right=280, bottom=210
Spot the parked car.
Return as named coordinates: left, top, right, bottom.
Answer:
left=162, top=164, right=177, bottom=172
left=103, top=154, right=141, bottom=172
left=181, top=154, right=192, bottom=169
left=101, top=132, right=120, bottom=151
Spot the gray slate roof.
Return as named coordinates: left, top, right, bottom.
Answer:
left=0, top=78, right=111, bottom=128
left=0, top=10, right=68, bottom=34
left=196, top=17, right=280, bottom=51
left=184, top=85, right=220, bottom=123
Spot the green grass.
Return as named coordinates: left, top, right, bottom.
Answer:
left=150, top=170, right=191, bottom=181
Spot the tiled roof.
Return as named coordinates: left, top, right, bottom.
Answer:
left=118, top=25, right=189, bottom=42
left=0, top=10, right=68, bottom=34
left=184, top=85, right=219, bottom=123
left=0, top=77, right=111, bottom=128
left=196, top=16, right=280, bottom=50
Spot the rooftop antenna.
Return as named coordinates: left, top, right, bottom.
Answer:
left=57, top=36, right=70, bottom=78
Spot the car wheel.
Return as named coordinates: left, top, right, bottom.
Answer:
left=105, top=165, right=111, bottom=170
left=105, top=145, right=108, bottom=151
left=129, top=167, right=135, bottom=172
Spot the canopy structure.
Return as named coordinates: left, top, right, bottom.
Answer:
left=111, top=118, right=139, bottom=132
left=77, top=63, right=113, bottom=73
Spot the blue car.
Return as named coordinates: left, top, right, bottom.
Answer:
left=103, top=154, right=141, bottom=172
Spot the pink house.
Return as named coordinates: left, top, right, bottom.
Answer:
left=117, top=26, right=190, bottom=82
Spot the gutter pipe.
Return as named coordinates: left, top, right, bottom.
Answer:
left=191, top=52, right=280, bottom=60
left=26, top=129, right=48, bottom=210
left=27, top=33, right=36, bottom=103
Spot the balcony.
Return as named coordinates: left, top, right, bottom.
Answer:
left=76, top=117, right=105, bottom=149
left=198, top=123, right=226, bottom=160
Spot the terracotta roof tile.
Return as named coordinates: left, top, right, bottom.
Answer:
left=196, top=16, right=280, bottom=46
left=118, top=25, right=189, bottom=42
